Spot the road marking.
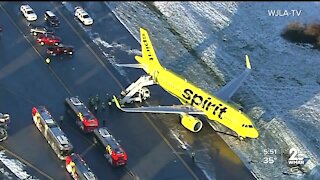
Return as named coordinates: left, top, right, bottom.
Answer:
left=2, top=86, right=36, bottom=105
left=0, top=4, right=72, bottom=96
left=80, top=143, right=95, bottom=157
left=0, top=145, right=54, bottom=180
left=54, top=2, right=199, bottom=179
left=53, top=2, right=125, bottom=90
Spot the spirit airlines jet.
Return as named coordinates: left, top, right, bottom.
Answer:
left=113, top=28, right=259, bottom=139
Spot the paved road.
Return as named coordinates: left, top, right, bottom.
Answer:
left=0, top=1, right=256, bottom=180
left=0, top=1, right=207, bottom=180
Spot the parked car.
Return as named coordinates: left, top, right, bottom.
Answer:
left=44, top=10, right=60, bottom=27
left=29, top=25, right=54, bottom=36
left=74, top=7, right=93, bottom=26
left=20, top=4, right=37, bottom=21
left=36, top=34, right=61, bottom=46
left=47, top=44, right=74, bottom=56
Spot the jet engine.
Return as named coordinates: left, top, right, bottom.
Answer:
left=180, top=114, right=203, bottom=133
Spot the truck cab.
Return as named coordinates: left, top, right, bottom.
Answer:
left=66, top=153, right=97, bottom=180
left=93, top=127, right=127, bottom=166
left=65, top=97, right=99, bottom=133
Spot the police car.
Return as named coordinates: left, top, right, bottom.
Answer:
left=93, top=127, right=127, bottom=166
left=32, top=106, right=74, bottom=160
left=20, top=4, right=37, bottom=21
left=66, top=153, right=97, bottom=180
left=65, top=97, right=99, bottom=133
left=74, top=7, right=93, bottom=26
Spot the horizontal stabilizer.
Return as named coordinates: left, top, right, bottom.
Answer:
left=215, top=55, right=252, bottom=101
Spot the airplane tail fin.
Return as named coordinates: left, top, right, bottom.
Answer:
left=135, top=28, right=162, bottom=72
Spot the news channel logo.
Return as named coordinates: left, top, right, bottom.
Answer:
left=287, top=147, right=309, bottom=166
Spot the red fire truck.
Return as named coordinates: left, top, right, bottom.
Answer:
left=65, top=97, right=99, bottom=133
left=32, top=106, right=73, bottom=160
left=93, top=127, right=127, bottom=166
left=66, top=153, right=97, bottom=180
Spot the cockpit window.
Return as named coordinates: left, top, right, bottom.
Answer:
left=242, top=124, right=253, bottom=128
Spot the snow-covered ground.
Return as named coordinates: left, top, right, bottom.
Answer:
left=105, top=2, right=320, bottom=180
left=0, top=150, right=38, bottom=179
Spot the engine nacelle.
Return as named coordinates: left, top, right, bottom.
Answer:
left=180, top=114, right=203, bottom=133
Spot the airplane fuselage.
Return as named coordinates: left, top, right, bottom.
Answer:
left=151, top=67, right=252, bottom=137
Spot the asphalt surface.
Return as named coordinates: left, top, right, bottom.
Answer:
left=0, top=1, right=255, bottom=180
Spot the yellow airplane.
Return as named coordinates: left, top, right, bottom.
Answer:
left=113, top=28, right=259, bottom=139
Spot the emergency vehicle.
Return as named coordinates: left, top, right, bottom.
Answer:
left=65, top=97, right=99, bottom=133
left=66, top=153, right=97, bottom=180
left=74, top=7, right=93, bottom=26
left=93, top=127, right=127, bottom=166
left=32, top=106, right=73, bottom=160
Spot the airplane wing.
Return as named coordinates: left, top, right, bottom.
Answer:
left=113, top=96, right=204, bottom=115
left=215, top=55, right=252, bottom=102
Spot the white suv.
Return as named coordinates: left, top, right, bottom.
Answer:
left=20, top=5, right=37, bottom=21
left=74, top=7, right=93, bottom=26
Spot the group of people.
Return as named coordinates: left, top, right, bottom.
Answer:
left=88, top=94, right=113, bottom=113
left=88, top=94, right=114, bottom=126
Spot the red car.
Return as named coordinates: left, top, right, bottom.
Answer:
left=36, top=34, right=60, bottom=46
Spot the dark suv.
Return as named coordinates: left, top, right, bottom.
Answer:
left=30, top=25, right=54, bottom=36
left=47, top=44, right=74, bottom=56
left=44, top=10, right=60, bottom=27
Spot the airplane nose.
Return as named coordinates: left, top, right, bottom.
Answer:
left=251, top=129, right=259, bottom=138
